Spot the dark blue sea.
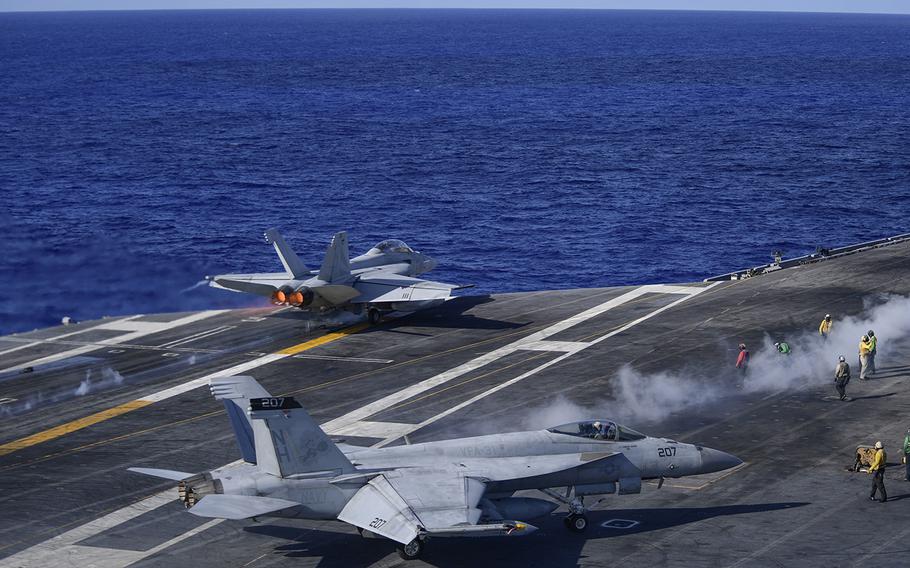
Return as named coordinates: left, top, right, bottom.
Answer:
left=2, top=9, right=909, bottom=335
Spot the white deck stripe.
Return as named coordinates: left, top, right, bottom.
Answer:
left=323, top=284, right=717, bottom=436
left=0, top=311, right=229, bottom=373
left=0, top=316, right=144, bottom=356
left=370, top=285, right=719, bottom=447
left=518, top=340, right=589, bottom=352
left=159, top=326, right=235, bottom=348
left=0, top=489, right=223, bottom=568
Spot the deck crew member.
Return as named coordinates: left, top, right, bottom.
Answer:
left=868, top=441, right=887, bottom=503
left=834, top=356, right=850, bottom=401
left=818, top=314, right=833, bottom=338
left=867, top=330, right=877, bottom=375
left=735, top=343, right=750, bottom=370
left=903, top=428, right=910, bottom=482
left=859, top=335, right=874, bottom=380
left=774, top=341, right=791, bottom=355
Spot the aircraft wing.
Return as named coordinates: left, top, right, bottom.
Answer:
left=353, top=273, right=463, bottom=305
left=338, top=467, right=530, bottom=543
left=207, top=272, right=292, bottom=297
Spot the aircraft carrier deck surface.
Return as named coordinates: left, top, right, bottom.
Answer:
left=2, top=239, right=910, bottom=568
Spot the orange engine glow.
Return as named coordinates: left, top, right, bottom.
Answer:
left=289, top=291, right=304, bottom=306
left=272, top=290, right=287, bottom=304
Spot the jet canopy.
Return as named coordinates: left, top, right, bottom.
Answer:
left=547, top=420, right=646, bottom=442
left=367, top=239, right=414, bottom=255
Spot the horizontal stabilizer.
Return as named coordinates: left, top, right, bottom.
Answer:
left=127, top=467, right=194, bottom=481
left=188, top=494, right=300, bottom=520
left=207, top=273, right=289, bottom=297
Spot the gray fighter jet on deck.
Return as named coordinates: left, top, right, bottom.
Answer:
left=129, top=376, right=742, bottom=560
left=206, top=229, right=467, bottom=323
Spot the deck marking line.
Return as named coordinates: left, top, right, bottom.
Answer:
left=0, top=316, right=144, bottom=357
left=327, top=283, right=718, bottom=440
left=277, top=323, right=370, bottom=355
left=0, top=311, right=229, bottom=373
left=0, top=400, right=153, bottom=457
left=0, top=324, right=369, bottom=455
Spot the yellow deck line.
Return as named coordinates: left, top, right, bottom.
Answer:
left=276, top=323, right=370, bottom=355
left=0, top=323, right=368, bottom=458
left=0, top=400, right=152, bottom=457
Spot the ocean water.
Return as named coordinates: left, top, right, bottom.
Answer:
left=1, top=9, right=909, bottom=335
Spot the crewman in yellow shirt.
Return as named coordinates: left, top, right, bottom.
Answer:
left=818, top=314, right=832, bottom=338
left=868, top=441, right=887, bottom=503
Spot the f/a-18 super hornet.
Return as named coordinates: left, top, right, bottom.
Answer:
left=206, top=229, right=468, bottom=323
left=129, top=376, right=742, bottom=560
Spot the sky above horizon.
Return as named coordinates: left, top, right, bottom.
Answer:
left=1, top=1, right=909, bottom=14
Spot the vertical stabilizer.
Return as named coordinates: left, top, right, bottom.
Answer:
left=264, top=228, right=308, bottom=278
left=249, top=397, right=355, bottom=477
left=317, top=231, right=351, bottom=283
left=210, top=376, right=272, bottom=464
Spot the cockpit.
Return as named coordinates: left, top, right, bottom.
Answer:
left=367, top=239, right=414, bottom=255
left=547, top=420, right=646, bottom=442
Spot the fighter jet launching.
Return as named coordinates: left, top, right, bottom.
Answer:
left=206, top=229, right=468, bottom=323
left=129, top=376, right=742, bottom=560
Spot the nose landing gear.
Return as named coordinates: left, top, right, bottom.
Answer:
left=540, top=488, right=591, bottom=533
left=564, top=512, right=589, bottom=533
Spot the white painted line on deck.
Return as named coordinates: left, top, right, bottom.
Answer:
left=158, top=326, right=235, bottom=348
left=331, top=420, right=418, bottom=439
left=0, top=316, right=144, bottom=357
left=518, top=340, right=589, bottom=353
left=0, top=489, right=224, bottom=568
left=366, top=285, right=718, bottom=447
left=0, top=311, right=228, bottom=373
left=324, top=283, right=719, bottom=440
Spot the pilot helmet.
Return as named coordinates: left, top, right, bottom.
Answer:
left=592, top=421, right=602, bottom=429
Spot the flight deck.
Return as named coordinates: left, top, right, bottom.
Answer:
left=1, top=238, right=910, bottom=567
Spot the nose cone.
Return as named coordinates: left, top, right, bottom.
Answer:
left=698, top=447, right=743, bottom=474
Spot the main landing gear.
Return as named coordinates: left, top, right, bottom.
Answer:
left=368, top=307, right=382, bottom=325
left=397, top=537, right=424, bottom=560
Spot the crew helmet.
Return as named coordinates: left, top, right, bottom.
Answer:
left=874, top=441, right=883, bottom=449
left=838, top=355, right=845, bottom=362
left=862, top=335, right=869, bottom=341
left=868, top=330, right=875, bottom=337
left=774, top=342, right=780, bottom=347
left=739, top=343, right=746, bottom=349
left=825, top=313, right=831, bottom=319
